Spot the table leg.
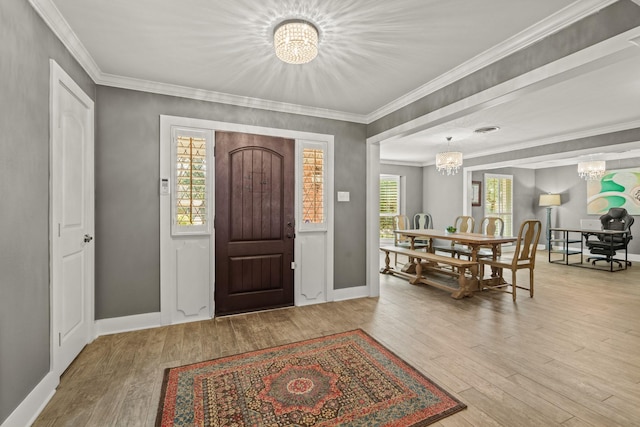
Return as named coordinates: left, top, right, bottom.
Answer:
left=401, top=236, right=417, bottom=274
left=409, top=258, right=422, bottom=285
left=451, top=266, right=474, bottom=299
left=380, top=250, right=392, bottom=274
left=467, top=245, right=480, bottom=291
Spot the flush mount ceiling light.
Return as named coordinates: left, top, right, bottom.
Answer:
left=577, top=159, right=606, bottom=180
left=436, top=137, right=463, bottom=176
left=274, top=20, right=319, bottom=64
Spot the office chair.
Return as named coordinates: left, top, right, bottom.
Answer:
left=585, top=208, right=634, bottom=268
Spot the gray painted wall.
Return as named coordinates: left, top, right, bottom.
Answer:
left=464, top=161, right=640, bottom=254
left=536, top=162, right=640, bottom=254
left=380, top=163, right=423, bottom=222
left=423, top=166, right=536, bottom=237
left=471, top=168, right=537, bottom=236
left=95, top=86, right=367, bottom=319
left=422, top=167, right=464, bottom=248
left=0, top=0, right=95, bottom=422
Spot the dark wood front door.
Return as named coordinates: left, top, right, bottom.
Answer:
left=215, top=131, right=295, bottom=315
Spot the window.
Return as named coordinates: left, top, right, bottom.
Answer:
left=380, top=175, right=400, bottom=240
left=171, top=127, right=211, bottom=235
left=484, top=174, right=513, bottom=236
left=302, top=148, right=324, bottom=224
left=298, top=140, right=327, bottom=231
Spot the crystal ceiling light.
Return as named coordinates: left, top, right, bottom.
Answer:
left=577, top=160, right=606, bottom=180
left=274, top=20, right=319, bottom=64
left=436, top=137, right=463, bottom=176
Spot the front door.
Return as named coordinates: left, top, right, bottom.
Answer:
left=215, top=131, right=294, bottom=315
left=50, top=61, right=94, bottom=374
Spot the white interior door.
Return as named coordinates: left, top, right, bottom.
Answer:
left=50, top=60, right=95, bottom=375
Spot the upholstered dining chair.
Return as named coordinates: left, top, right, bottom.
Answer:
left=478, top=219, right=541, bottom=301
left=435, top=215, right=475, bottom=257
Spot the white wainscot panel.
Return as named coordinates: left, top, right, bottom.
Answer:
left=296, top=232, right=326, bottom=305
left=175, top=239, right=210, bottom=319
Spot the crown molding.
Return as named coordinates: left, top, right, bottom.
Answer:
left=30, top=0, right=616, bottom=126
left=443, top=118, right=640, bottom=165
left=29, top=0, right=101, bottom=81
left=379, top=159, right=427, bottom=168
left=29, top=0, right=367, bottom=124
left=365, top=0, right=619, bottom=123
left=415, top=120, right=640, bottom=167
left=96, top=73, right=368, bottom=124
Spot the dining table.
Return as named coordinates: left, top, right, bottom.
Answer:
left=394, top=229, right=517, bottom=295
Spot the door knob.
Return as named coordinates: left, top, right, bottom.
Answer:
left=84, top=234, right=93, bottom=243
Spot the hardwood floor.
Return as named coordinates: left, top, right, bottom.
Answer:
left=33, top=255, right=640, bottom=426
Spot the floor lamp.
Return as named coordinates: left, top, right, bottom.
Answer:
left=539, top=193, right=561, bottom=250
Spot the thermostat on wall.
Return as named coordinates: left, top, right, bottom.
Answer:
left=337, top=191, right=350, bottom=202
left=160, top=178, right=170, bottom=195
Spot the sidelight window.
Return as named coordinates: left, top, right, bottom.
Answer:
left=298, top=141, right=327, bottom=231
left=171, top=128, right=212, bottom=235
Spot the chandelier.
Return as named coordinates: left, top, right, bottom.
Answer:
left=436, top=137, right=463, bottom=176
left=274, top=20, right=319, bottom=64
left=577, top=160, right=606, bottom=180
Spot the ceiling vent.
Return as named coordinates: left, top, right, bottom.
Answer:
left=474, top=126, right=501, bottom=134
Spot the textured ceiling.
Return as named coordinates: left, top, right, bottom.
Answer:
left=380, top=53, right=640, bottom=166
left=37, top=0, right=640, bottom=166
left=51, top=0, right=575, bottom=116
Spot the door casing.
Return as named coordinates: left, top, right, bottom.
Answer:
left=160, top=116, right=334, bottom=324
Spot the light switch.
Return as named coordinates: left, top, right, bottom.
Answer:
left=337, top=191, right=350, bottom=202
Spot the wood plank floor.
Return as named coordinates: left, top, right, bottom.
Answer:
left=33, top=255, right=640, bottom=426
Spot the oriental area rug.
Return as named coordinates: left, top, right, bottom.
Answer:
left=156, top=329, right=466, bottom=426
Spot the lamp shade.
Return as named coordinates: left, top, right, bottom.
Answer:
left=539, top=193, right=561, bottom=207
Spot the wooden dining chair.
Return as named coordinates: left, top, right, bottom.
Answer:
left=456, top=216, right=504, bottom=259
left=392, top=214, right=411, bottom=266
left=435, top=215, right=475, bottom=257
left=476, top=216, right=505, bottom=258
left=478, top=219, right=541, bottom=301
left=413, top=213, right=433, bottom=230
left=413, top=213, right=433, bottom=245
left=393, top=214, right=427, bottom=265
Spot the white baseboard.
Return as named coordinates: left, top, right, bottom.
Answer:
left=95, top=312, right=162, bottom=337
left=0, top=372, right=58, bottom=427
left=332, top=285, right=370, bottom=301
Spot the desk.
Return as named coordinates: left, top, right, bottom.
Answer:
left=549, top=227, right=630, bottom=271
left=394, top=229, right=517, bottom=296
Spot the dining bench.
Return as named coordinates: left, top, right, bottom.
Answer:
left=379, top=245, right=477, bottom=298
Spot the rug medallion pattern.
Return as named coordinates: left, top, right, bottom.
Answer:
left=157, top=329, right=466, bottom=426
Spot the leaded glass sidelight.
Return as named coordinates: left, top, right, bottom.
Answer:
left=298, top=141, right=328, bottom=232
left=171, top=128, right=211, bottom=235
left=176, top=136, right=207, bottom=226
left=302, top=148, right=324, bottom=224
